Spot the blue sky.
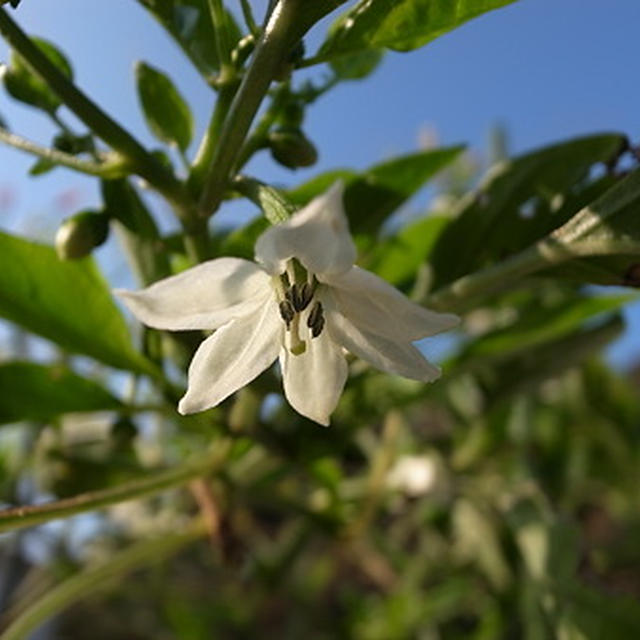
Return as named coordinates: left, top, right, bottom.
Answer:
left=0, top=0, right=639, bottom=365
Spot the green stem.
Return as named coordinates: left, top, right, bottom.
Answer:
left=0, top=9, right=193, bottom=219
left=198, top=0, right=330, bottom=218
left=239, top=0, right=259, bottom=36
left=0, top=442, right=230, bottom=534
left=207, top=0, right=234, bottom=79
left=0, top=520, right=207, bottom=640
left=0, top=127, right=128, bottom=178
left=424, top=242, right=564, bottom=313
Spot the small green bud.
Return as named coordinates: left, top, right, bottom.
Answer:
left=268, top=127, right=318, bottom=169
left=53, top=132, right=94, bottom=155
left=231, top=34, right=256, bottom=68
left=55, top=209, right=109, bottom=260
left=278, top=101, right=305, bottom=128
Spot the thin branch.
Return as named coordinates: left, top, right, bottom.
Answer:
left=0, top=442, right=231, bottom=534
left=0, top=127, right=127, bottom=178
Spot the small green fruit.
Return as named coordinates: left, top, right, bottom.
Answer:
left=268, top=127, right=318, bottom=169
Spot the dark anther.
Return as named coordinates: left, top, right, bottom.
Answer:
left=286, top=283, right=314, bottom=312
left=622, top=263, right=640, bottom=287
left=279, top=300, right=295, bottom=328
left=307, top=301, right=325, bottom=338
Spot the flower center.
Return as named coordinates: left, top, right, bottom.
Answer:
left=274, top=260, right=325, bottom=355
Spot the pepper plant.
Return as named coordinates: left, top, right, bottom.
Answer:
left=0, top=1, right=639, bottom=638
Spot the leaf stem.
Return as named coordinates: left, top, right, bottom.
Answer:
left=0, top=520, right=208, bottom=640
left=0, top=441, right=230, bottom=534
left=0, top=127, right=127, bottom=178
left=239, top=0, right=259, bottom=36
left=424, top=242, right=563, bottom=312
left=207, top=0, right=234, bottom=79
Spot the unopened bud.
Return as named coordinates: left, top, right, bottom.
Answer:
left=268, top=127, right=318, bottom=169
left=55, top=209, right=109, bottom=260
left=231, top=34, right=255, bottom=68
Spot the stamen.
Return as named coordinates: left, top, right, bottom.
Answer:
left=279, top=300, right=295, bottom=329
left=307, top=301, right=325, bottom=338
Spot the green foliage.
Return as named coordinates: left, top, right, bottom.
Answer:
left=0, top=230, right=156, bottom=374
left=137, top=0, right=241, bottom=76
left=135, top=61, right=194, bottom=152
left=0, top=362, right=122, bottom=425
left=318, top=0, right=519, bottom=59
left=0, top=3, right=639, bottom=639
left=290, top=146, right=464, bottom=234
left=3, top=36, right=72, bottom=113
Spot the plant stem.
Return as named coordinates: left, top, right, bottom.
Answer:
left=0, top=441, right=230, bottom=534
left=0, top=520, right=207, bottom=640
left=207, top=0, right=234, bottom=79
left=0, top=127, right=127, bottom=178
left=424, top=242, right=564, bottom=312
left=239, top=0, right=259, bottom=36
left=198, top=0, right=339, bottom=218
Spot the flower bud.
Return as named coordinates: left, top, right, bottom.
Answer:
left=231, top=34, right=255, bottom=68
left=268, top=127, right=318, bottom=169
left=55, top=209, right=109, bottom=260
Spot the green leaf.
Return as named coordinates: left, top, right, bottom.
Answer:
left=330, top=49, right=384, bottom=80
left=0, top=230, right=156, bottom=375
left=137, top=0, right=241, bottom=76
left=317, top=0, right=519, bottom=61
left=369, top=215, right=449, bottom=286
left=289, top=146, right=463, bottom=234
left=429, top=133, right=627, bottom=288
left=0, top=362, right=122, bottom=425
left=135, top=61, right=194, bottom=152
left=101, top=179, right=171, bottom=285
left=463, top=293, right=636, bottom=359
left=3, top=36, right=72, bottom=114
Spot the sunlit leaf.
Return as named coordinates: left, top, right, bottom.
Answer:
left=0, top=230, right=156, bottom=375
left=135, top=61, right=194, bottom=151
left=317, top=0, right=519, bottom=60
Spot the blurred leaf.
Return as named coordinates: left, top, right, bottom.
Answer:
left=429, top=133, right=627, bottom=288
left=330, top=49, right=384, bottom=80
left=290, top=146, right=463, bottom=234
left=3, top=36, right=72, bottom=114
left=137, top=0, right=241, bottom=76
left=135, top=61, right=194, bottom=152
left=101, top=179, right=171, bottom=285
left=219, top=216, right=269, bottom=260
left=464, top=293, right=636, bottom=359
left=0, top=362, right=122, bottom=425
left=29, top=156, right=56, bottom=176
left=0, top=230, right=156, bottom=375
left=369, top=215, right=449, bottom=286
left=317, top=0, right=519, bottom=60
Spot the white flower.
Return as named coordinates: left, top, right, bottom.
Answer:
left=115, top=183, right=459, bottom=425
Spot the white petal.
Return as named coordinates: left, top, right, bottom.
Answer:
left=326, top=304, right=442, bottom=382
left=115, top=257, right=271, bottom=331
left=323, top=266, right=459, bottom=341
left=280, top=324, right=348, bottom=426
left=178, top=297, right=281, bottom=413
left=255, top=181, right=357, bottom=277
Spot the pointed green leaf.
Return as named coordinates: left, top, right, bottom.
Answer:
left=0, top=362, right=122, bottom=425
left=137, top=0, right=241, bottom=76
left=430, top=133, right=628, bottom=288
left=317, top=0, right=519, bottom=61
left=3, top=36, right=72, bottom=114
left=290, top=146, right=463, bottom=234
left=0, top=230, right=156, bottom=375
left=135, top=61, right=194, bottom=152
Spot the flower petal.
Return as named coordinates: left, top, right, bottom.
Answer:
left=178, top=297, right=281, bottom=414
left=280, top=324, right=348, bottom=426
left=255, top=181, right=357, bottom=277
left=326, top=304, right=442, bottom=382
left=115, top=258, right=271, bottom=331
left=323, top=266, right=459, bottom=341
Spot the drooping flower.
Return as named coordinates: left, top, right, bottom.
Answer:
left=115, top=183, right=459, bottom=425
